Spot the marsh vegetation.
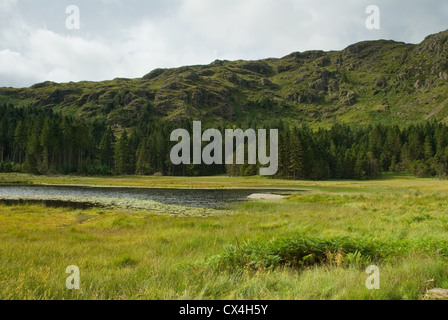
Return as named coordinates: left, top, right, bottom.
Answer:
left=0, top=174, right=447, bottom=300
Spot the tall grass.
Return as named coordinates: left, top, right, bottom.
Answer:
left=1, top=175, right=448, bottom=299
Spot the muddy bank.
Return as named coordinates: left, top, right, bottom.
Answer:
left=247, top=194, right=286, bottom=200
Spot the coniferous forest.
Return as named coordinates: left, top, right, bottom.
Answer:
left=1, top=103, right=448, bottom=180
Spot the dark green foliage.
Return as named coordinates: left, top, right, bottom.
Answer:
left=1, top=102, right=448, bottom=179
left=114, top=131, right=132, bottom=175
left=208, top=235, right=448, bottom=272
left=207, top=235, right=386, bottom=271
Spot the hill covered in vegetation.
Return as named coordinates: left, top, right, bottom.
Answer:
left=1, top=30, right=448, bottom=129
left=1, top=30, right=448, bottom=179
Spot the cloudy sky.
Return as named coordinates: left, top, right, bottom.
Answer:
left=1, top=0, right=448, bottom=88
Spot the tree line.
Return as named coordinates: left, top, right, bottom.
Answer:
left=1, top=103, right=448, bottom=180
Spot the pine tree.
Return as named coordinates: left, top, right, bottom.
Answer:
left=424, top=136, right=434, bottom=159
left=354, top=153, right=368, bottom=180
left=40, top=118, right=55, bottom=174
left=289, top=131, right=306, bottom=180
left=343, top=150, right=354, bottom=179
left=13, top=121, right=27, bottom=164
left=115, top=131, right=132, bottom=175
left=99, top=128, right=115, bottom=170
left=136, top=139, right=152, bottom=175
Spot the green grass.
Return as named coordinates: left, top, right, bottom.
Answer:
left=1, top=175, right=448, bottom=300
left=0, top=172, right=440, bottom=190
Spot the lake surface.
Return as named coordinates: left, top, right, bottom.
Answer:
left=0, top=185, right=292, bottom=209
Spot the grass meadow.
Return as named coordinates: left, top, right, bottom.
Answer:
left=0, top=173, right=448, bottom=300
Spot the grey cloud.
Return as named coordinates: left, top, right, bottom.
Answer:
left=1, top=0, right=448, bottom=87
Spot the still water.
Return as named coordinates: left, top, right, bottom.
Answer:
left=0, top=185, right=290, bottom=209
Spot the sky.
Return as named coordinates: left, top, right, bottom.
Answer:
left=1, top=0, right=448, bottom=88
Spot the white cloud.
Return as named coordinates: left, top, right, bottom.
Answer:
left=0, top=0, right=17, bottom=12
left=0, top=28, right=118, bottom=86
left=1, top=0, right=448, bottom=87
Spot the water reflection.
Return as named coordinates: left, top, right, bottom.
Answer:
left=0, top=185, right=293, bottom=209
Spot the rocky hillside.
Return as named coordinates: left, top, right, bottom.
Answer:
left=2, top=29, right=448, bottom=128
